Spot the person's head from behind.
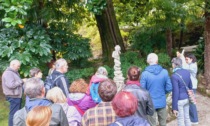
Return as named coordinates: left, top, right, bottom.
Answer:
left=26, top=106, right=52, bottom=126
left=95, top=66, right=108, bottom=78
left=46, top=87, right=66, bottom=103
left=147, top=53, right=158, bottom=65
left=185, top=53, right=197, bottom=64
left=24, top=78, right=45, bottom=99
left=10, top=59, right=21, bottom=71
left=98, top=79, right=117, bottom=102
left=171, top=57, right=182, bottom=69
left=30, top=68, right=43, bottom=79
left=55, top=58, right=68, bottom=73
left=69, top=78, right=88, bottom=93
left=112, top=91, right=137, bottom=117
left=127, top=66, right=140, bottom=81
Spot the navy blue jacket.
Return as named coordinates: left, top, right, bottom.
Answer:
left=171, top=69, right=192, bottom=111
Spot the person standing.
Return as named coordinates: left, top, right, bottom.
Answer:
left=82, top=79, right=117, bottom=126
left=140, top=53, right=172, bottom=126
left=13, top=78, right=69, bottom=126
left=177, top=52, right=199, bottom=124
left=124, top=66, right=154, bottom=121
left=50, top=58, right=70, bottom=97
left=171, top=57, right=192, bottom=126
left=2, top=59, right=25, bottom=126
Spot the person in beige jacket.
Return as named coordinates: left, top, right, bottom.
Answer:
left=2, top=59, right=26, bottom=126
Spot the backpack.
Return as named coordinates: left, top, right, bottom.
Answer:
left=44, top=74, right=64, bottom=93
left=90, top=82, right=102, bottom=103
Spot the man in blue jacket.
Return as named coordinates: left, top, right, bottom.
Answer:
left=140, top=53, right=172, bottom=126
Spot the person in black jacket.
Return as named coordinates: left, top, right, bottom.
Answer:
left=123, top=66, right=154, bottom=122
left=51, top=58, right=70, bottom=97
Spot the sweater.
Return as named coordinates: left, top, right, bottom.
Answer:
left=171, top=69, right=192, bottom=111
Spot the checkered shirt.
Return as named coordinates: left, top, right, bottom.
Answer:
left=82, top=102, right=117, bottom=126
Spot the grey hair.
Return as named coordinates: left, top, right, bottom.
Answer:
left=24, top=78, right=44, bottom=98
left=171, top=57, right=182, bottom=68
left=96, top=66, right=108, bottom=76
left=147, top=53, right=158, bottom=65
left=55, top=58, right=67, bottom=70
left=10, top=59, right=21, bottom=66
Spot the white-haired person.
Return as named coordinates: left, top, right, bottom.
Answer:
left=86, top=66, right=108, bottom=103
left=49, top=58, right=70, bottom=97
left=2, top=59, right=26, bottom=126
left=140, top=53, right=172, bottom=126
left=46, top=87, right=82, bottom=126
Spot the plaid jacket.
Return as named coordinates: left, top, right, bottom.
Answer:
left=82, top=102, right=116, bottom=126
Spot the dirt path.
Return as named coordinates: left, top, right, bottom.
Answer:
left=167, top=92, right=210, bottom=126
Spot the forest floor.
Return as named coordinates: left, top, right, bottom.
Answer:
left=167, top=92, right=210, bottom=126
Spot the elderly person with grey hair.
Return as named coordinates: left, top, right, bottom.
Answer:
left=86, top=66, right=108, bottom=103
left=140, top=53, right=172, bottom=126
left=171, top=57, right=192, bottom=126
left=2, top=59, right=26, bottom=126
left=13, top=78, right=69, bottom=126
left=49, top=58, right=70, bottom=97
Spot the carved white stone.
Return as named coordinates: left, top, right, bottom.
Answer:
left=112, top=45, right=125, bottom=92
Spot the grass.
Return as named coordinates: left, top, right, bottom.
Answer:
left=0, top=98, right=9, bottom=125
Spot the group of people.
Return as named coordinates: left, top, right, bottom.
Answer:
left=1, top=51, right=199, bottom=126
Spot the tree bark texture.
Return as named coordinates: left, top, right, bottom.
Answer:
left=166, top=28, right=172, bottom=57
left=95, top=0, right=125, bottom=65
left=204, top=1, right=210, bottom=88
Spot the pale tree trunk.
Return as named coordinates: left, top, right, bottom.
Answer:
left=95, top=0, right=125, bottom=65
left=166, top=28, right=172, bottom=57
left=204, top=1, right=210, bottom=88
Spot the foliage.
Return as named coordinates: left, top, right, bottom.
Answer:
left=157, top=53, right=171, bottom=69
left=86, top=0, right=107, bottom=15
left=0, top=100, right=9, bottom=125
left=47, top=22, right=92, bottom=62
left=0, top=0, right=32, bottom=27
left=0, top=24, right=52, bottom=76
left=66, top=67, right=95, bottom=82
left=129, top=27, right=166, bottom=56
left=195, top=37, right=204, bottom=73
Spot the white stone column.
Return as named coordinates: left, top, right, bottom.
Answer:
left=112, top=45, right=125, bottom=92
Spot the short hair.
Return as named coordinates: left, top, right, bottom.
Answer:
left=69, top=78, right=88, bottom=93
left=171, top=57, right=182, bottom=68
left=95, top=66, right=108, bottom=76
left=30, top=68, right=41, bottom=77
left=127, top=66, right=140, bottom=81
left=10, top=59, right=21, bottom=66
left=26, top=106, right=52, bottom=126
left=147, top=53, right=158, bottom=65
left=186, top=53, right=197, bottom=63
left=24, top=78, right=44, bottom=98
left=55, top=58, right=67, bottom=70
left=112, top=91, right=138, bottom=117
left=46, top=87, right=67, bottom=103
left=98, top=79, right=117, bottom=102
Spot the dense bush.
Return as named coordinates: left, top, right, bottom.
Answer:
left=66, top=67, right=95, bottom=83
left=0, top=25, right=52, bottom=76
left=129, top=27, right=166, bottom=56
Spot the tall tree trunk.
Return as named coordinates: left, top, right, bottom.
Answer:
left=166, top=28, right=172, bottom=57
left=179, top=19, right=184, bottom=48
left=204, top=1, right=210, bottom=88
left=95, top=0, right=125, bottom=65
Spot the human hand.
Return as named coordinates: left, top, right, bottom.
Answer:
left=173, top=110, right=179, bottom=117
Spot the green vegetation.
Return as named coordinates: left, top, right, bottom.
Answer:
left=0, top=99, right=9, bottom=125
